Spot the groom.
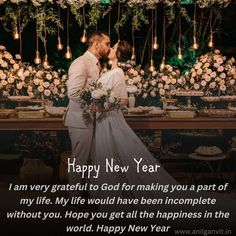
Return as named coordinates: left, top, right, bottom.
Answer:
left=64, top=31, right=110, bottom=196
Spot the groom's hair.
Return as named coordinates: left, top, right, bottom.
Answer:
left=87, top=31, right=109, bottom=47
left=116, top=41, right=132, bottom=62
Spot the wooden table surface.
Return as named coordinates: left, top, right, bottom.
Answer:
left=0, top=116, right=236, bottom=130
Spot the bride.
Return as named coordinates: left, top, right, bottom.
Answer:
left=91, top=41, right=177, bottom=199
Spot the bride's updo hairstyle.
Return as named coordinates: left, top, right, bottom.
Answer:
left=116, top=41, right=132, bottom=63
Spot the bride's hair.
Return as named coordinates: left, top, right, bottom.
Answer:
left=116, top=41, right=132, bottom=63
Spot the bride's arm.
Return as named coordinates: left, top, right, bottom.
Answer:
left=120, top=98, right=128, bottom=106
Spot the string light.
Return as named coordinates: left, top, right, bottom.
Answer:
left=57, top=6, right=63, bottom=50
left=65, top=46, right=72, bottom=59
left=160, top=57, right=165, bottom=70
left=34, top=14, right=41, bottom=65
left=42, top=54, right=49, bottom=67
left=149, top=59, right=155, bottom=72
left=149, top=10, right=155, bottom=72
left=178, top=11, right=183, bottom=60
left=80, top=29, right=87, bottom=43
left=131, top=25, right=136, bottom=62
left=13, top=27, right=19, bottom=40
left=192, top=3, right=199, bottom=50
left=160, top=6, right=166, bottom=70
left=208, top=9, right=214, bottom=48
left=34, top=50, right=41, bottom=64
left=43, top=28, right=49, bottom=67
left=65, top=8, right=72, bottom=59
left=80, top=6, right=87, bottom=44
left=153, top=7, right=159, bottom=50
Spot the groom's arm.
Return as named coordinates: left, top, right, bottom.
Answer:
left=67, top=58, right=87, bottom=100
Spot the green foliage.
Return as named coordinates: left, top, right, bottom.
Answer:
left=70, top=5, right=83, bottom=26
left=131, top=6, right=149, bottom=31
left=88, top=3, right=104, bottom=27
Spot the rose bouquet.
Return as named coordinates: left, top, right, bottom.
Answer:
left=79, top=82, right=120, bottom=113
left=185, top=49, right=236, bottom=96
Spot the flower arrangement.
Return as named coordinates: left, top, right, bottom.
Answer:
left=146, top=64, right=182, bottom=98
left=28, top=65, right=68, bottom=101
left=185, top=49, right=236, bottom=96
left=79, top=81, right=120, bottom=113
left=0, top=45, right=68, bottom=101
left=120, top=62, right=145, bottom=95
left=0, top=45, right=23, bottom=96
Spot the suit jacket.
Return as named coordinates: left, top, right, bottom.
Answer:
left=64, top=51, right=99, bottom=128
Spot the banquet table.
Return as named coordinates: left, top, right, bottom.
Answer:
left=0, top=116, right=236, bottom=131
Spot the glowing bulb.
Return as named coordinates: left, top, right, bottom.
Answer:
left=160, top=57, right=165, bottom=70
left=80, top=30, right=87, bottom=43
left=208, top=34, right=214, bottom=48
left=57, top=37, right=63, bottom=50
left=34, top=50, right=41, bottom=64
left=42, top=54, right=49, bottom=67
left=108, top=60, right=112, bottom=65
left=177, top=47, right=183, bottom=60
left=192, top=37, right=199, bottom=50
left=131, top=47, right=136, bottom=61
left=65, top=46, right=72, bottom=59
left=153, top=36, right=159, bottom=50
left=149, top=59, right=155, bottom=72
left=13, top=28, right=19, bottom=40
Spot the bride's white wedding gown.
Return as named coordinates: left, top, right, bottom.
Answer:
left=92, top=68, right=177, bottom=198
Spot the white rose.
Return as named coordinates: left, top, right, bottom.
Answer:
left=194, top=83, right=200, bottom=90
left=28, top=92, right=34, bottom=98
left=43, top=81, right=50, bottom=88
left=1, top=62, right=7, bottom=68
left=150, top=91, right=156, bottom=97
left=159, top=88, right=165, bottom=95
left=46, top=73, right=52, bottom=80
left=91, top=90, right=102, bottom=99
left=37, top=85, right=44, bottom=92
left=7, top=77, right=14, bottom=84
left=158, top=83, right=164, bottom=88
left=53, top=79, right=60, bottom=86
left=0, top=73, right=6, bottom=80
left=220, top=85, right=226, bottom=91
left=142, top=93, right=148, bottom=99
left=210, top=72, right=217, bottom=78
left=171, top=78, right=177, bottom=84
left=109, top=96, right=115, bottom=103
left=23, top=70, right=30, bottom=77
left=150, top=80, right=156, bottom=86
left=34, top=78, right=40, bottom=85
left=44, top=89, right=51, bottom=97
left=190, top=78, right=195, bottom=84
left=220, top=73, right=226, bottom=79
left=201, top=80, right=207, bottom=87
left=13, top=64, right=19, bottom=71
left=230, top=79, right=235, bottom=85
left=1, top=80, right=7, bottom=86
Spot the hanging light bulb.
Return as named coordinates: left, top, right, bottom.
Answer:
left=13, top=27, right=20, bottom=40
left=80, top=29, right=87, bottom=43
left=108, top=60, right=112, bottom=66
left=65, top=46, right=72, bottom=59
left=57, top=37, right=63, bottom=50
left=34, top=50, right=41, bottom=64
left=160, top=57, right=165, bottom=70
left=149, top=59, right=155, bottom=72
left=208, top=33, right=214, bottom=48
left=178, top=47, right=183, bottom=60
left=192, top=37, right=199, bottom=50
left=131, top=47, right=136, bottom=61
left=42, top=54, right=49, bottom=67
left=153, top=36, right=159, bottom=50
